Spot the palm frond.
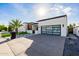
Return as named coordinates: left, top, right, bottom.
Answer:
left=9, top=19, right=22, bottom=32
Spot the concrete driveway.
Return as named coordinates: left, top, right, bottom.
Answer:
left=25, top=34, right=66, bottom=56
left=0, top=37, right=33, bottom=56
left=0, top=34, right=66, bottom=56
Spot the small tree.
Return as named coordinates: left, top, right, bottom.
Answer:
left=67, top=24, right=73, bottom=34
left=8, top=25, right=13, bottom=32
left=73, top=23, right=76, bottom=28
left=3, top=27, right=7, bottom=31
left=0, top=25, right=7, bottom=31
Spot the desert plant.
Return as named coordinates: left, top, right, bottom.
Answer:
left=67, top=24, right=73, bottom=34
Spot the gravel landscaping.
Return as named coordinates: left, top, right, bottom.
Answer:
left=63, top=34, right=79, bottom=56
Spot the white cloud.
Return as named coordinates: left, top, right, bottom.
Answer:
left=50, top=7, right=63, bottom=15
left=63, top=7, right=72, bottom=16
left=52, top=4, right=72, bottom=16
left=33, top=4, right=73, bottom=20
left=11, top=4, right=73, bottom=22
left=54, top=4, right=64, bottom=9
left=12, top=4, right=73, bottom=20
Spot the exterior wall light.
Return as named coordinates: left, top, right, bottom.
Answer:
left=62, top=24, right=64, bottom=27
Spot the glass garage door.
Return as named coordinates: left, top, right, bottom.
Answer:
left=41, top=25, right=61, bottom=35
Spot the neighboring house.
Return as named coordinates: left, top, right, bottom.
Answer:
left=73, top=26, right=79, bottom=36
left=37, top=15, right=67, bottom=36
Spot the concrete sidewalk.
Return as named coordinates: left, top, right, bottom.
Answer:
left=0, top=43, right=14, bottom=56
left=0, top=38, right=7, bottom=42
left=0, top=37, right=33, bottom=56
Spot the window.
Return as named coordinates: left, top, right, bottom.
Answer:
left=27, top=24, right=32, bottom=30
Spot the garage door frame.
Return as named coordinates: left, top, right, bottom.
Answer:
left=41, top=25, right=61, bottom=36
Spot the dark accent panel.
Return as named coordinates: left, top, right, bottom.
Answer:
left=27, top=23, right=32, bottom=30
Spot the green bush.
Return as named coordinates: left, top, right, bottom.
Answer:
left=1, top=31, right=30, bottom=38
left=1, top=33, right=11, bottom=37
left=17, top=31, right=29, bottom=35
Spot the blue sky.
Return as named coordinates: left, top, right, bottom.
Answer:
left=0, top=3, right=79, bottom=25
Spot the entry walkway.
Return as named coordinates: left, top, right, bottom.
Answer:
left=0, top=37, right=33, bottom=56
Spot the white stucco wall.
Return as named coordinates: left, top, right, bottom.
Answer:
left=18, top=26, right=26, bottom=32
left=27, top=30, right=32, bottom=34
left=18, top=23, right=27, bottom=32
left=37, top=16, right=67, bottom=36
left=73, top=27, right=79, bottom=36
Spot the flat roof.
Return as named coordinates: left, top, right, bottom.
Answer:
left=74, top=26, right=79, bottom=28
left=37, top=15, right=67, bottom=22
left=23, top=22, right=38, bottom=24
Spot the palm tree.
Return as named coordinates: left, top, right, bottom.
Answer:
left=9, top=19, right=22, bottom=33
left=67, top=24, right=73, bottom=34
left=73, top=23, right=76, bottom=27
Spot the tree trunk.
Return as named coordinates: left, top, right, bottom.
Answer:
left=15, top=28, right=18, bottom=33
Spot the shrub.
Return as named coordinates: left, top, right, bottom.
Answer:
left=1, top=31, right=30, bottom=38
left=17, top=31, right=28, bottom=35
left=1, top=33, right=11, bottom=37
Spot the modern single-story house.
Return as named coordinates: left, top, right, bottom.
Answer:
left=19, top=15, right=67, bottom=36
left=73, top=26, right=79, bottom=36
left=37, top=15, right=67, bottom=36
